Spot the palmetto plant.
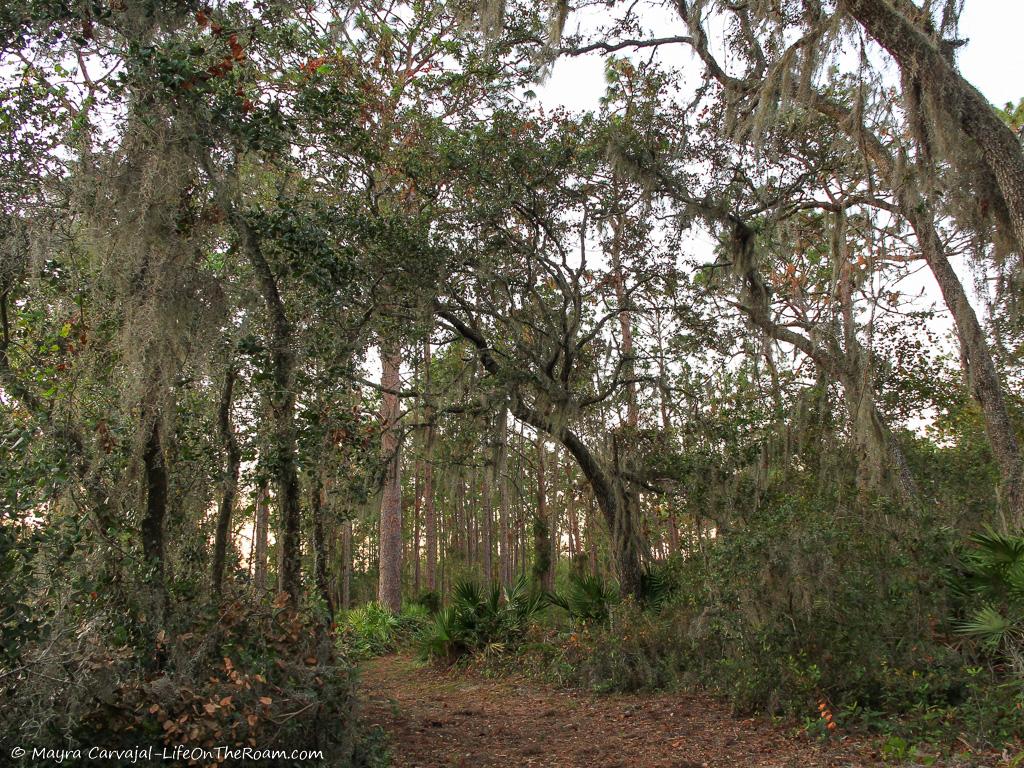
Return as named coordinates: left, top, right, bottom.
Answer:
left=954, top=529, right=1024, bottom=675
left=342, top=603, right=401, bottom=659
left=419, top=575, right=547, bottom=661
left=548, top=573, right=619, bottom=625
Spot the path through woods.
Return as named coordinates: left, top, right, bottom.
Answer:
left=359, top=655, right=881, bottom=767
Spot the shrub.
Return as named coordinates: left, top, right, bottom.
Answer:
left=338, top=602, right=429, bottom=660
left=419, top=575, right=546, bottom=662
left=953, top=529, right=1024, bottom=675
left=543, top=491, right=1024, bottom=745
left=0, top=595, right=376, bottom=766
left=547, top=572, right=619, bottom=625
left=565, top=600, right=689, bottom=692
left=412, top=589, right=442, bottom=614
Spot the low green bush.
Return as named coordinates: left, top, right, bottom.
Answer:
left=535, top=495, right=1024, bottom=747
left=418, top=575, right=546, bottom=662
left=953, top=528, right=1024, bottom=676
left=339, top=602, right=430, bottom=660
left=412, top=589, right=442, bottom=614
left=547, top=572, right=619, bottom=625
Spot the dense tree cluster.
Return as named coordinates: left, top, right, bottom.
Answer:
left=1, top=0, right=1022, bottom=757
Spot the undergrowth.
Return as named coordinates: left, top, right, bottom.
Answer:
left=338, top=602, right=431, bottom=661
left=473, top=501, right=1024, bottom=755
left=0, top=592, right=384, bottom=766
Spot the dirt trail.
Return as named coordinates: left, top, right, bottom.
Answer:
left=358, top=654, right=880, bottom=768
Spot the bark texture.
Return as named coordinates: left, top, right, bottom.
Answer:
left=377, top=344, right=404, bottom=613
left=141, top=414, right=168, bottom=622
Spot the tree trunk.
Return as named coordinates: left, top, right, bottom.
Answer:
left=236, top=220, right=302, bottom=605
left=733, top=219, right=919, bottom=508
left=413, top=459, right=422, bottom=594
left=833, top=212, right=919, bottom=506
left=311, top=478, right=333, bottom=619
left=141, top=413, right=168, bottom=624
left=438, top=492, right=447, bottom=595
left=482, top=457, right=494, bottom=582
left=548, top=460, right=559, bottom=586
left=514, top=401, right=646, bottom=599
left=586, top=492, right=598, bottom=576
left=341, top=518, right=352, bottom=611
left=810, top=92, right=1024, bottom=528
left=378, top=343, right=403, bottom=613
left=454, top=467, right=465, bottom=564
left=434, top=306, right=647, bottom=598
left=912, top=208, right=1024, bottom=526
left=841, top=0, right=1024, bottom=257
left=533, top=435, right=552, bottom=589
left=253, top=483, right=270, bottom=594
left=610, top=214, right=639, bottom=427
left=467, top=467, right=477, bottom=564
left=423, top=336, right=437, bottom=592
left=675, top=0, right=1020, bottom=525
left=566, top=460, right=579, bottom=559
left=212, top=365, right=240, bottom=596
left=496, top=405, right=512, bottom=587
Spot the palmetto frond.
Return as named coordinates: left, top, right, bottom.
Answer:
left=549, top=573, right=619, bottom=625
left=956, top=605, right=1018, bottom=647
left=959, top=528, right=1024, bottom=602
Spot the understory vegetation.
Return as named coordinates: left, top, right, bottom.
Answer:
left=3, top=0, right=1024, bottom=764
left=343, top=507, right=1024, bottom=749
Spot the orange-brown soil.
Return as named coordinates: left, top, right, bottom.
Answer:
left=358, top=654, right=884, bottom=768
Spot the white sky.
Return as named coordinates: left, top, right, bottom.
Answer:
left=537, top=2, right=1024, bottom=113
left=370, top=4, right=1022, bottom=391
left=959, top=2, right=1024, bottom=107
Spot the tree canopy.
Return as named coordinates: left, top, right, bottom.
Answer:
left=2, top=0, right=1023, bottom=761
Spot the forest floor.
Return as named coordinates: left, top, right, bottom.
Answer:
left=358, top=654, right=885, bottom=768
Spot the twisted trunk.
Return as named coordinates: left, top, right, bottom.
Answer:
left=435, top=304, right=648, bottom=599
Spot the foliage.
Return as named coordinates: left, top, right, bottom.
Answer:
left=0, top=597, right=381, bottom=765
left=419, top=575, right=547, bottom=662
left=3, top=0, right=1024, bottom=757
left=540, top=479, right=1024, bottom=745
left=561, top=600, right=689, bottom=692
left=548, top=572, right=619, bottom=626
left=339, top=603, right=430, bottom=661
left=412, top=590, right=442, bottom=615
left=997, top=98, right=1024, bottom=133
left=954, top=530, right=1024, bottom=675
